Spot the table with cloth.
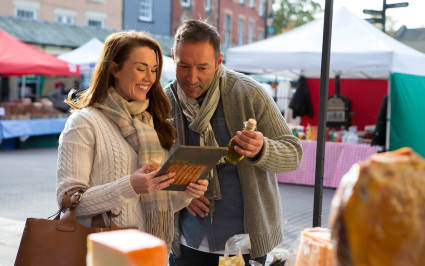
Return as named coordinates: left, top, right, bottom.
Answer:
left=277, top=140, right=378, bottom=188
left=0, top=118, right=67, bottom=142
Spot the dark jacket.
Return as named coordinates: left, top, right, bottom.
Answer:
left=289, top=76, right=313, bottom=118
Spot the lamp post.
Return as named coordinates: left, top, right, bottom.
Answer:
left=363, top=0, right=408, bottom=32
left=313, top=0, right=333, bottom=227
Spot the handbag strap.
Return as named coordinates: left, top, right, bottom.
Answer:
left=61, top=187, right=85, bottom=209
left=91, top=211, right=120, bottom=229
left=60, top=187, right=120, bottom=229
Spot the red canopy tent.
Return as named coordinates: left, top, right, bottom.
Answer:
left=0, top=29, right=80, bottom=76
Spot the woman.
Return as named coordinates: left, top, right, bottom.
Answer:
left=56, top=31, right=208, bottom=247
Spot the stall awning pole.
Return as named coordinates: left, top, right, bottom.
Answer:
left=313, top=0, right=334, bottom=227
left=385, top=78, right=391, bottom=151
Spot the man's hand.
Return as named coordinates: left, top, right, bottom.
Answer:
left=232, top=129, right=264, bottom=158
left=186, top=196, right=210, bottom=217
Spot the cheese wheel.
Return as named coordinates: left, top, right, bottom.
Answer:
left=87, top=229, right=167, bottom=266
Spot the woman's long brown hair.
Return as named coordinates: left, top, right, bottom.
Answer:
left=67, top=31, right=176, bottom=150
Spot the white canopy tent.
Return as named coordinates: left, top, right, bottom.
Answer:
left=59, top=38, right=104, bottom=71
left=226, top=7, right=425, bottom=79
left=59, top=38, right=176, bottom=84
left=161, top=55, right=176, bottom=84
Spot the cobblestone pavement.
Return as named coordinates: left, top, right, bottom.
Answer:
left=278, top=183, right=335, bottom=256
left=0, top=148, right=335, bottom=266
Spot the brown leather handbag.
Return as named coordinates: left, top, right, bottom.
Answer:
left=14, top=188, right=122, bottom=266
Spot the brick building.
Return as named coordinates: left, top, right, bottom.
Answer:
left=123, top=0, right=172, bottom=37
left=0, top=0, right=122, bottom=30
left=171, top=0, right=273, bottom=49
left=0, top=0, right=273, bottom=101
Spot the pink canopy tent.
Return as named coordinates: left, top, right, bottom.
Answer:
left=0, top=29, right=80, bottom=76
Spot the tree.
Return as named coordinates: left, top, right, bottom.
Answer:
left=385, top=16, right=397, bottom=35
left=272, top=0, right=322, bottom=34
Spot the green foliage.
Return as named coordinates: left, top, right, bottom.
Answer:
left=272, top=0, right=322, bottom=34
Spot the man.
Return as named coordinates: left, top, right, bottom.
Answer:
left=48, top=82, right=69, bottom=112
left=165, top=19, right=302, bottom=266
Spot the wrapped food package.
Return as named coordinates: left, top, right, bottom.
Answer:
left=295, top=228, right=336, bottom=266
left=87, top=229, right=167, bottom=266
left=328, top=147, right=425, bottom=266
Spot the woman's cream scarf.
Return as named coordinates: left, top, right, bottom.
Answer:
left=95, top=87, right=174, bottom=246
left=176, top=65, right=226, bottom=220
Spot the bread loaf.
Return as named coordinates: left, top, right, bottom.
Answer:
left=329, top=148, right=425, bottom=266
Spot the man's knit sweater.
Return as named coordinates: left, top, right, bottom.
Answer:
left=56, top=107, right=190, bottom=239
left=165, top=67, right=303, bottom=258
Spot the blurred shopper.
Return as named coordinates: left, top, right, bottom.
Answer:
left=166, top=20, right=303, bottom=266
left=48, top=82, right=69, bottom=112
left=56, top=31, right=208, bottom=248
left=371, top=95, right=387, bottom=149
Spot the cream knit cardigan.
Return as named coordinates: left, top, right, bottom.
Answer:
left=56, top=107, right=190, bottom=232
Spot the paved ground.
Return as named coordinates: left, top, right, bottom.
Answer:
left=0, top=148, right=58, bottom=266
left=0, top=147, right=335, bottom=266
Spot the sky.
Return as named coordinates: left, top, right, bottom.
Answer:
left=314, top=0, right=425, bottom=30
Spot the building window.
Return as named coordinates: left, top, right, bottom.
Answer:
left=16, top=8, right=36, bottom=19
left=249, top=0, right=255, bottom=8
left=238, top=19, right=245, bottom=45
left=224, top=14, right=231, bottom=47
left=181, top=0, right=191, bottom=8
left=259, top=0, right=264, bottom=16
left=14, top=1, right=39, bottom=20
left=88, top=19, right=103, bottom=28
left=55, top=9, right=77, bottom=25
left=258, top=29, right=264, bottom=41
left=239, top=0, right=245, bottom=4
left=139, top=0, right=153, bottom=21
left=248, top=21, right=255, bottom=43
left=57, top=15, right=75, bottom=24
left=86, top=11, right=106, bottom=28
left=205, top=0, right=211, bottom=12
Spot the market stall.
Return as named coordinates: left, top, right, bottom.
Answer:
left=0, top=29, right=80, bottom=149
left=0, top=29, right=80, bottom=77
left=226, top=7, right=425, bottom=158
left=0, top=98, right=68, bottom=149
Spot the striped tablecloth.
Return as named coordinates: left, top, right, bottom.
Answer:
left=277, top=140, right=378, bottom=188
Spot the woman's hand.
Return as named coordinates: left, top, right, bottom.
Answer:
left=130, top=164, right=175, bottom=194
left=184, top=179, right=208, bottom=199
